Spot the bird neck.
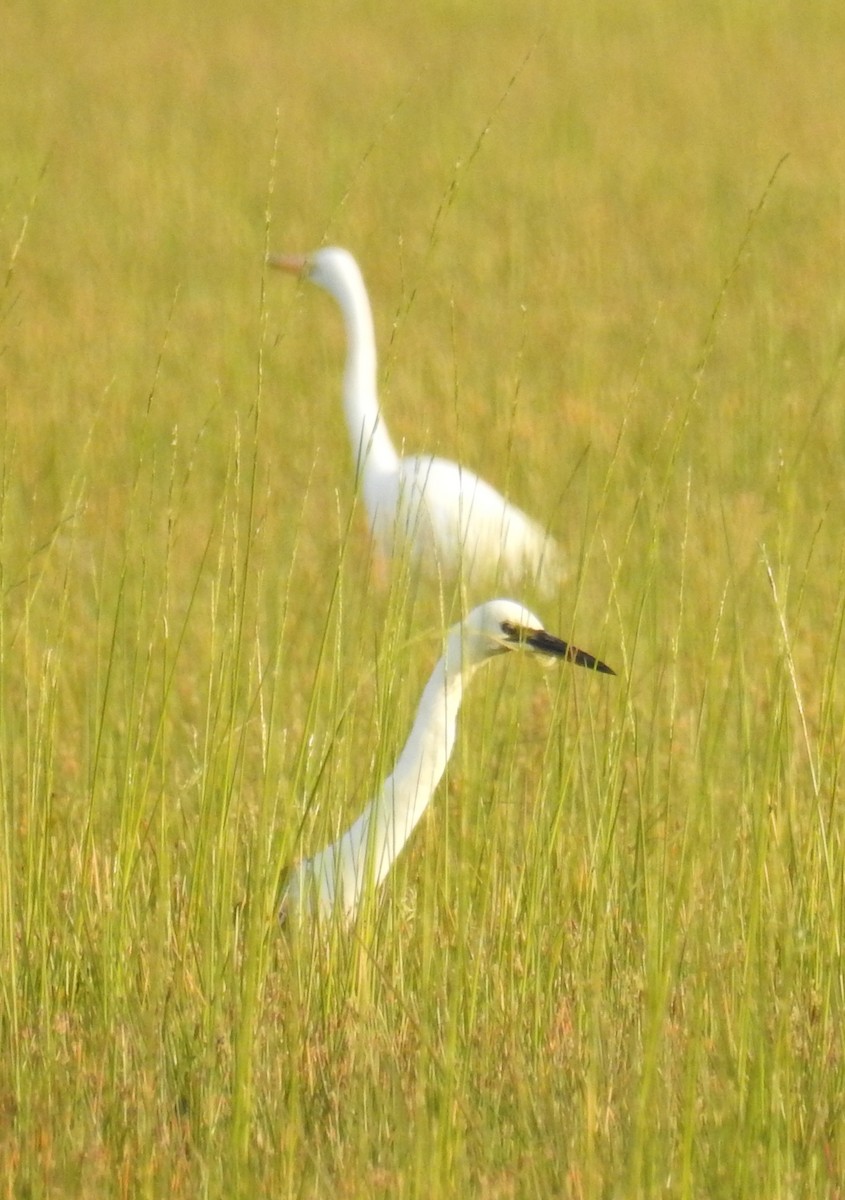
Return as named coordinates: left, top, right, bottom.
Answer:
left=333, top=271, right=399, bottom=479
left=365, top=649, right=484, bottom=890
left=285, top=644, right=484, bottom=919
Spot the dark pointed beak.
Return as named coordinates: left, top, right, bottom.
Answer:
left=525, top=628, right=615, bottom=675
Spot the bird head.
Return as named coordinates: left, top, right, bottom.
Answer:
left=267, top=246, right=362, bottom=304
left=448, top=599, right=615, bottom=675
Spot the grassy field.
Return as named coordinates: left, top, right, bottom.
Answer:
left=2, top=1, right=845, bottom=1195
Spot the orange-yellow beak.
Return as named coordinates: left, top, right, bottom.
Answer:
left=267, top=252, right=309, bottom=276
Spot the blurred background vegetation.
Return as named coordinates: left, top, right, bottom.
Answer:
left=1, top=1, right=844, bottom=1195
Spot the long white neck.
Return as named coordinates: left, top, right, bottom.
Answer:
left=330, top=264, right=399, bottom=481
left=285, top=641, right=482, bottom=920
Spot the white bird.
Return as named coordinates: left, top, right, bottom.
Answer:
left=280, top=598, right=613, bottom=922
left=268, top=246, right=565, bottom=593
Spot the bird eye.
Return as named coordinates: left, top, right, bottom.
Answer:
left=500, top=620, right=522, bottom=643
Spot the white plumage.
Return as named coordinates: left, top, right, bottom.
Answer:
left=269, top=247, right=564, bottom=592
left=280, top=599, right=613, bottom=922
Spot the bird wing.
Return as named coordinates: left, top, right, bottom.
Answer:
left=393, top=454, right=564, bottom=592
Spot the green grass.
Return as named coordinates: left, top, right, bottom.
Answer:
left=2, top=1, right=845, bottom=1195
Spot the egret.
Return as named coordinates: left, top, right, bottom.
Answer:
left=280, top=598, right=613, bottom=922
left=268, top=246, right=565, bottom=593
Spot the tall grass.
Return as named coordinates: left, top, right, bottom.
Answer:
left=2, top=1, right=845, bottom=1196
